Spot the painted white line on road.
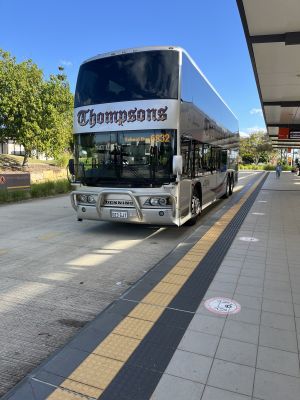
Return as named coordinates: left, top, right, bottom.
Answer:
left=238, top=172, right=261, bottom=180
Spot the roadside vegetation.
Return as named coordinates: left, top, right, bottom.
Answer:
left=239, top=164, right=293, bottom=171
left=239, top=131, right=276, bottom=165
left=0, top=49, right=73, bottom=167
left=239, top=131, right=294, bottom=170
left=0, top=154, right=70, bottom=171
left=0, top=155, right=72, bottom=204
left=0, top=49, right=74, bottom=203
left=0, top=180, right=72, bottom=204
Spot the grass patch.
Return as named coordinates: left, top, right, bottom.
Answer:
left=0, top=154, right=54, bottom=167
left=0, top=179, right=72, bottom=204
left=0, top=154, right=71, bottom=169
left=239, top=164, right=293, bottom=171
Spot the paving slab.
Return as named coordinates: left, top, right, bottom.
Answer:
left=254, top=369, right=300, bottom=400
left=207, top=359, right=255, bottom=396
left=256, top=346, right=300, bottom=377
left=150, top=374, right=204, bottom=400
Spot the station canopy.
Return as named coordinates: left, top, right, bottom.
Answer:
left=237, top=0, right=300, bottom=149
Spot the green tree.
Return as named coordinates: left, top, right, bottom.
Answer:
left=0, top=49, right=73, bottom=166
left=39, top=68, right=73, bottom=160
left=0, top=49, right=43, bottom=165
left=240, top=131, right=275, bottom=164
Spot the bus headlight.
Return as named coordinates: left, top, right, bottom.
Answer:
left=147, top=197, right=169, bottom=206
left=77, top=194, right=87, bottom=203
left=87, top=195, right=96, bottom=204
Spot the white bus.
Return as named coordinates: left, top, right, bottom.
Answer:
left=69, top=46, right=239, bottom=226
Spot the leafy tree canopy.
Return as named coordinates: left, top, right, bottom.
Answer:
left=239, top=131, right=277, bottom=164
left=0, top=49, right=73, bottom=165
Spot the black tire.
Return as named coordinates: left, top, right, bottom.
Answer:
left=229, top=175, right=233, bottom=195
left=222, top=177, right=230, bottom=199
left=185, top=188, right=202, bottom=226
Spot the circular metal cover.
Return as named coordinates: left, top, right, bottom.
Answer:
left=204, top=297, right=241, bottom=315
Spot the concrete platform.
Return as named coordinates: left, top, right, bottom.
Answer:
left=3, top=171, right=300, bottom=400
left=152, top=171, right=300, bottom=400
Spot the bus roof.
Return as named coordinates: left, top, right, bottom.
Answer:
left=82, top=46, right=182, bottom=64
left=82, top=46, right=238, bottom=123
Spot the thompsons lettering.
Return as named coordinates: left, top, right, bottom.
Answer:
left=77, top=106, right=168, bottom=128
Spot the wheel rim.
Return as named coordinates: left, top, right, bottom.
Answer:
left=191, top=194, right=201, bottom=216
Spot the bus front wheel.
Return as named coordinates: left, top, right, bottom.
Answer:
left=222, top=177, right=231, bottom=199
left=186, top=189, right=202, bottom=226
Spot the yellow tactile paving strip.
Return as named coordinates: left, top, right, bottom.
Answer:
left=113, top=316, right=154, bottom=340
left=47, top=173, right=265, bottom=399
left=128, top=303, right=164, bottom=322
left=93, top=333, right=140, bottom=361
left=48, top=388, right=90, bottom=400
left=67, top=355, right=122, bottom=390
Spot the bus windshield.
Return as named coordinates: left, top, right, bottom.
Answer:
left=75, top=130, right=176, bottom=187
left=75, top=50, right=179, bottom=107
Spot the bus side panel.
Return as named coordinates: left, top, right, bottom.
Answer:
left=178, top=180, right=192, bottom=218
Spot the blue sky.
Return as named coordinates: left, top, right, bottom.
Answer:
left=0, top=0, right=266, bottom=134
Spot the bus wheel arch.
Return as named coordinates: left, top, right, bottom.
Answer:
left=194, top=183, right=202, bottom=209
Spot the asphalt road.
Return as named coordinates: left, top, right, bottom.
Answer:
left=0, top=171, right=260, bottom=395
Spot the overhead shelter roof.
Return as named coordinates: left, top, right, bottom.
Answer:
left=237, top=0, right=300, bottom=148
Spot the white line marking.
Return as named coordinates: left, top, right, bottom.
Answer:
left=121, top=298, right=195, bottom=314
left=238, top=172, right=260, bottom=181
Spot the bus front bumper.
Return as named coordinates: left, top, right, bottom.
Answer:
left=76, top=204, right=177, bottom=225
left=71, top=189, right=178, bottom=225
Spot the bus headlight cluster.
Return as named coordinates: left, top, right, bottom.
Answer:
left=144, top=197, right=169, bottom=207
left=77, top=194, right=87, bottom=203
left=87, top=195, right=96, bottom=204
left=77, top=194, right=97, bottom=204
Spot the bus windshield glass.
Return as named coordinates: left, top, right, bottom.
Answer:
left=75, top=50, right=179, bottom=107
left=75, top=130, right=176, bottom=187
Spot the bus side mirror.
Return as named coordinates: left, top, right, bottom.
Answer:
left=68, top=159, right=75, bottom=175
left=173, top=155, right=183, bottom=175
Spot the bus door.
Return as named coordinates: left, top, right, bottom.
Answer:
left=219, top=149, right=228, bottom=186
left=200, top=144, right=216, bottom=204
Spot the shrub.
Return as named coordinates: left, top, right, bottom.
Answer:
left=239, top=164, right=293, bottom=171
left=282, top=165, right=293, bottom=171
left=263, top=164, right=274, bottom=170
left=0, top=179, right=72, bottom=204
left=239, top=164, right=265, bottom=170
left=55, top=153, right=72, bottom=168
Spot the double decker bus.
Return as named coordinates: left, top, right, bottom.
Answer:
left=69, top=46, right=239, bottom=226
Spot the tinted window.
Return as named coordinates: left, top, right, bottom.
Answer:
left=74, top=130, right=176, bottom=186
left=181, top=54, right=238, bottom=134
left=75, top=50, right=179, bottom=107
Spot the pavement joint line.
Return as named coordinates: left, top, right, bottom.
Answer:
left=121, top=298, right=196, bottom=314
left=40, top=173, right=266, bottom=400
left=30, top=378, right=98, bottom=400
left=31, top=378, right=57, bottom=390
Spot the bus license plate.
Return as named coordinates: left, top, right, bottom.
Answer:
left=111, top=210, right=128, bottom=219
